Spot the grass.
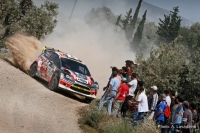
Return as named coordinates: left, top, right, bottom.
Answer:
left=78, top=99, right=160, bottom=133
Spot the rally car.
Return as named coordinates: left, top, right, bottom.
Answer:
left=29, top=46, right=99, bottom=102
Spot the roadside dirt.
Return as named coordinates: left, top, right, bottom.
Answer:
left=0, top=59, right=86, bottom=133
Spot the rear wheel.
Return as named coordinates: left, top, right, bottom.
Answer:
left=29, top=63, right=37, bottom=78
left=48, top=75, right=59, bottom=92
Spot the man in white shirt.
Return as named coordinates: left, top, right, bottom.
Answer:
left=127, top=73, right=138, bottom=97
left=132, top=82, right=149, bottom=125
left=164, top=90, right=171, bottom=106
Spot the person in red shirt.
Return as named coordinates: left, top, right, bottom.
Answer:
left=111, top=78, right=129, bottom=118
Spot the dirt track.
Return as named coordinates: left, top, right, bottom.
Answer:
left=0, top=59, right=86, bottom=133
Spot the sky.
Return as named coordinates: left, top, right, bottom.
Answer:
left=35, top=0, right=200, bottom=23
left=144, top=0, right=200, bottom=22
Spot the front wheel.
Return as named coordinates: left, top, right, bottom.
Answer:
left=29, top=63, right=37, bottom=78
left=85, top=97, right=94, bottom=103
left=48, top=75, right=59, bottom=92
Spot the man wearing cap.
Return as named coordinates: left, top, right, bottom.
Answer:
left=132, top=83, right=149, bottom=125
left=112, top=78, right=129, bottom=118
left=148, top=86, right=159, bottom=119
left=97, top=71, right=120, bottom=115
left=153, top=94, right=167, bottom=133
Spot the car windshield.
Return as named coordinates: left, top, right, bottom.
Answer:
left=61, top=58, right=91, bottom=76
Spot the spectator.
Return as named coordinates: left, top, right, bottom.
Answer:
left=132, top=83, right=149, bottom=125
left=170, top=95, right=184, bottom=133
left=163, top=90, right=171, bottom=133
left=164, top=90, right=171, bottom=106
left=122, top=67, right=129, bottom=82
left=190, top=103, right=198, bottom=123
left=190, top=103, right=198, bottom=133
left=195, top=108, right=200, bottom=132
left=170, top=90, right=176, bottom=110
left=112, top=78, right=129, bottom=118
left=130, top=61, right=137, bottom=73
left=181, top=101, right=192, bottom=133
left=98, top=67, right=119, bottom=104
left=128, top=81, right=145, bottom=121
left=135, top=82, right=146, bottom=101
left=97, top=71, right=120, bottom=115
left=118, top=69, right=124, bottom=79
left=153, top=94, right=167, bottom=133
left=121, top=73, right=137, bottom=117
left=148, top=86, right=158, bottom=119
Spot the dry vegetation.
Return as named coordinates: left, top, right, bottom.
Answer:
left=78, top=100, right=160, bottom=133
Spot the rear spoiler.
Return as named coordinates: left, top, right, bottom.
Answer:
left=42, top=46, right=65, bottom=53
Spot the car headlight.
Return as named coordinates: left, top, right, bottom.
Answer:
left=60, top=73, right=64, bottom=78
left=91, top=82, right=99, bottom=90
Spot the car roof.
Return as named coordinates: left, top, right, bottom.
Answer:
left=55, top=51, right=85, bottom=64
left=42, top=46, right=85, bottom=64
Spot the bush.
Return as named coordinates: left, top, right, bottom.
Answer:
left=78, top=99, right=160, bottom=133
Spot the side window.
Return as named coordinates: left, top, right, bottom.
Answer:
left=49, top=53, right=60, bottom=68
left=44, top=50, right=53, bottom=59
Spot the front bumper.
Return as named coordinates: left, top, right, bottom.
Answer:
left=58, top=78, right=96, bottom=99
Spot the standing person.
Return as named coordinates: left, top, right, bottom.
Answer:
left=190, top=103, right=198, bottom=123
left=132, top=83, right=149, bottom=125
left=164, top=90, right=171, bottom=106
left=163, top=90, right=171, bottom=133
left=135, top=83, right=146, bottom=101
left=195, top=108, right=200, bottom=132
left=170, top=90, right=176, bottom=110
left=181, top=101, right=192, bottom=133
left=132, top=81, right=145, bottom=122
left=121, top=73, right=137, bottom=117
left=170, top=95, right=184, bottom=133
left=148, top=86, right=159, bottom=119
left=190, top=103, right=198, bottom=133
left=112, top=78, right=129, bottom=118
left=97, top=71, right=120, bottom=115
left=98, top=67, right=119, bottom=108
left=153, top=94, right=167, bottom=133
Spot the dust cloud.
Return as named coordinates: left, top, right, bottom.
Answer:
left=5, top=34, right=40, bottom=73
left=41, top=17, right=136, bottom=97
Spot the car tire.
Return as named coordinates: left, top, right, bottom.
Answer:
left=85, top=98, right=93, bottom=103
left=48, top=75, right=59, bottom=92
left=29, top=63, right=37, bottom=78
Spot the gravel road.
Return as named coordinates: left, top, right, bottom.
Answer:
left=0, top=59, right=86, bottom=133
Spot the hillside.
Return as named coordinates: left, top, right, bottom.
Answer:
left=0, top=59, right=85, bottom=133
left=126, top=0, right=193, bottom=27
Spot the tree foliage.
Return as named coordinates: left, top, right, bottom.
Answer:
left=135, top=36, right=200, bottom=104
left=157, top=6, right=182, bottom=43
left=179, top=22, right=200, bottom=51
left=0, top=0, right=58, bottom=48
left=131, top=10, right=147, bottom=52
left=127, top=0, right=143, bottom=39
left=116, top=0, right=143, bottom=41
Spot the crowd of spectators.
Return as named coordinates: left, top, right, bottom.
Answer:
left=97, top=60, right=200, bottom=133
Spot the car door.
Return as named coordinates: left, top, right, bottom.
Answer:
left=40, top=50, right=53, bottom=79
left=46, top=53, right=60, bottom=81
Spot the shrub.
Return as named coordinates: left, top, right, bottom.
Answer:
left=79, top=99, right=160, bottom=133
